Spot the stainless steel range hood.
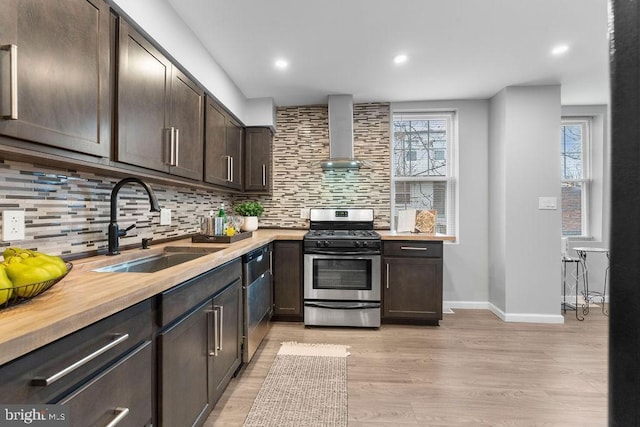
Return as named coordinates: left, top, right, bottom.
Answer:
left=320, top=95, right=364, bottom=171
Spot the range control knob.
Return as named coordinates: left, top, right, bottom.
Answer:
left=354, top=241, right=361, bottom=248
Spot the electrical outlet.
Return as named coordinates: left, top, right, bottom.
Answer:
left=300, top=208, right=309, bottom=219
left=160, top=208, right=171, bottom=226
left=3, top=210, right=25, bottom=241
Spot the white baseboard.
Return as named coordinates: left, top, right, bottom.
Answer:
left=444, top=301, right=565, bottom=324
left=444, top=301, right=491, bottom=310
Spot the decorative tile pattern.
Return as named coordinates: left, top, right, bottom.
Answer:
left=0, top=160, right=232, bottom=256
left=0, top=102, right=390, bottom=256
left=244, top=103, right=391, bottom=229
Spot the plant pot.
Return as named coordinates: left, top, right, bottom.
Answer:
left=241, top=216, right=259, bottom=232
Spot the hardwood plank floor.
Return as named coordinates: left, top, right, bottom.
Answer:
left=205, top=309, right=608, bottom=426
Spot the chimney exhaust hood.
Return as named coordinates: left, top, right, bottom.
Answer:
left=320, top=95, right=364, bottom=171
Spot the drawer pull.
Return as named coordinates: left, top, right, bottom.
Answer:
left=32, top=333, right=129, bottom=386
left=105, top=407, right=129, bottom=427
left=400, top=246, right=428, bottom=251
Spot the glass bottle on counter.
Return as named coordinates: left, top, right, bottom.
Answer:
left=215, top=203, right=226, bottom=235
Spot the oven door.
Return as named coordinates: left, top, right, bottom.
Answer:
left=304, top=253, right=381, bottom=301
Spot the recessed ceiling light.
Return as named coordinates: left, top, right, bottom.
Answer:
left=393, top=54, right=408, bottom=65
left=551, top=44, right=569, bottom=56
left=274, top=59, right=289, bottom=69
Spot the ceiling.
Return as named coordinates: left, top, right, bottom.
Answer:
left=167, top=0, right=610, bottom=107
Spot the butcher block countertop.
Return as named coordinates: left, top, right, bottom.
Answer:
left=0, top=228, right=453, bottom=365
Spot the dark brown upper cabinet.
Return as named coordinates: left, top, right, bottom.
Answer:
left=204, top=98, right=243, bottom=190
left=244, top=127, right=272, bottom=193
left=116, top=19, right=203, bottom=180
left=0, top=0, right=111, bottom=157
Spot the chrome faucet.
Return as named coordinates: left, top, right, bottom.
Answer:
left=108, top=177, right=160, bottom=256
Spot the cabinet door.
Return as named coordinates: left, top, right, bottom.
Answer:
left=226, top=118, right=243, bottom=190
left=244, top=127, right=272, bottom=192
left=210, top=279, right=242, bottom=405
left=204, top=99, right=230, bottom=187
left=383, top=257, right=443, bottom=322
left=158, top=300, right=210, bottom=427
left=59, top=342, right=153, bottom=427
left=0, top=0, right=111, bottom=157
left=272, top=241, right=303, bottom=320
left=116, top=19, right=170, bottom=173
left=168, top=67, right=204, bottom=180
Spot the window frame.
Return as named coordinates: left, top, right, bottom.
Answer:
left=560, top=117, right=591, bottom=238
left=390, top=111, right=458, bottom=235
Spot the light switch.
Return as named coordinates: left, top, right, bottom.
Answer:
left=538, top=197, right=557, bottom=210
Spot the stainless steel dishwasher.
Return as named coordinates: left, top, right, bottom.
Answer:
left=242, top=244, right=272, bottom=363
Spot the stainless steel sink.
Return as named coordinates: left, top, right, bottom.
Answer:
left=93, top=247, right=223, bottom=273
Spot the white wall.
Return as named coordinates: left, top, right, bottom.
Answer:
left=488, top=91, right=507, bottom=312
left=489, top=86, right=563, bottom=323
left=391, top=100, right=490, bottom=307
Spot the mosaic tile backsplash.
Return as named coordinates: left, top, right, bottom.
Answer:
left=243, top=102, right=392, bottom=229
left=0, top=102, right=391, bottom=257
left=0, top=160, right=232, bottom=257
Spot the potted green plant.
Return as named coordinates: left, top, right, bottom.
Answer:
left=234, top=201, right=264, bottom=232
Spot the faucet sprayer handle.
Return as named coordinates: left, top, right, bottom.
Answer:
left=118, top=223, right=136, bottom=237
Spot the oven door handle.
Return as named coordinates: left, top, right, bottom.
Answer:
left=304, top=250, right=380, bottom=256
left=304, top=301, right=380, bottom=310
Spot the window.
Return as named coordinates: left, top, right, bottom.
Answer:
left=560, top=118, right=590, bottom=237
left=391, top=111, right=456, bottom=234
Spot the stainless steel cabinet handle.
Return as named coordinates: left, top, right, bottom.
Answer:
left=400, top=246, right=428, bottom=251
left=386, top=263, right=390, bottom=289
left=105, top=407, right=129, bottom=427
left=226, top=156, right=232, bottom=182
left=206, top=309, right=215, bottom=356
left=216, top=305, right=224, bottom=352
left=165, top=127, right=177, bottom=166
left=174, top=127, right=179, bottom=166
left=1, top=44, right=18, bottom=120
left=32, top=333, right=129, bottom=386
left=262, top=164, right=266, bottom=186
left=230, top=157, right=234, bottom=183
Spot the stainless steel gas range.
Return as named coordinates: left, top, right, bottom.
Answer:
left=303, top=208, right=381, bottom=327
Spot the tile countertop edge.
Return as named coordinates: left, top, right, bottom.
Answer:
left=0, top=229, right=453, bottom=365
left=0, top=229, right=304, bottom=366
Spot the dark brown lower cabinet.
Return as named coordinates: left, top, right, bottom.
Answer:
left=383, top=241, right=443, bottom=325
left=59, top=341, right=153, bottom=427
left=158, top=299, right=210, bottom=427
left=272, top=241, right=303, bottom=321
left=157, top=277, right=241, bottom=427
left=210, top=279, right=242, bottom=405
left=0, top=300, right=152, bottom=405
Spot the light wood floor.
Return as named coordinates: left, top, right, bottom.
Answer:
left=205, top=309, right=608, bottom=426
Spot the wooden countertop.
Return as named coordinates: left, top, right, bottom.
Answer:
left=0, top=228, right=453, bottom=365
left=0, top=229, right=303, bottom=365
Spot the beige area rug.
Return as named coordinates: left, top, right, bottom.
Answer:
left=243, top=342, right=350, bottom=427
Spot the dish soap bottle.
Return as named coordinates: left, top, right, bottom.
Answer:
left=215, top=203, right=226, bottom=235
